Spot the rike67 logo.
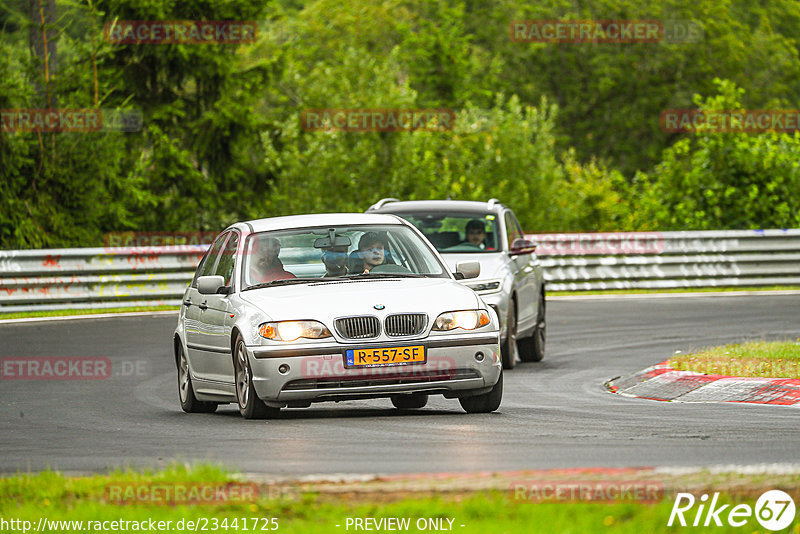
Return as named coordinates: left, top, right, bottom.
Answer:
left=668, top=490, right=796, bottom=531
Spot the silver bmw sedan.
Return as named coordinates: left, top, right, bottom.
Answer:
left=173, top=213, right=502, bottom=419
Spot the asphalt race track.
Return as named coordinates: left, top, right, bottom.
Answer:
left=1, top=294, right=799, bottom=475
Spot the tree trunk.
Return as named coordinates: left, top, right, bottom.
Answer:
left=28, top=0, right=58, bottom=105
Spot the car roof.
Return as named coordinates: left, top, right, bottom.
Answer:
left=228, top=212, right=405, bottom=234
left=368, top=199, right=504, bottom=214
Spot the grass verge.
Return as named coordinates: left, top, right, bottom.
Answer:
left=669, top=340, right=800, bottom=379
left=2, top=465, right=800, bottom=533
left=0, top=305, right=179, bottom=320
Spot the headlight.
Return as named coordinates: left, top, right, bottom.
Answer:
left=258, top=320, right=332, bottom=342
left=432, top=310, right=491, bottom=331
left=465, top=279, right=501, bottom=293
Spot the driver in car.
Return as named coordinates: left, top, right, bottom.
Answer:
left=464, top=219, right=487, bottom=249
left=250, top=237, right=296, bottom=283
left=354, top=232, right=387, bottom=274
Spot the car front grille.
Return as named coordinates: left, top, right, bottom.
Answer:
left=384, top=313, right=427, bottom=337
left=335, top=316, right=381, bottom=339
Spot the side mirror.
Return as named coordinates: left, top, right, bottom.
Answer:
left=510, top=238, right=537, bottom=256
left=454, top=261, right=480, bottom=280
left=197, top=275, right=228, bottom=295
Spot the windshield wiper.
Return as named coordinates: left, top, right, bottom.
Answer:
left=307, top=276, right=350, bottom=283
left=348, top=272, right=427, bottom=278
left=243, top=278, right=320, bottom=290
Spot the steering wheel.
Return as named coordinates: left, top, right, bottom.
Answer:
left=370, top=264, right=413, bottom=274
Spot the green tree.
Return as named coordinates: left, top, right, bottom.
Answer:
left=632, top=79, right=800, bottom=230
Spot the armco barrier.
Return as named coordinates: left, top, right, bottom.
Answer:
left=532, top=229, right=800, bottom=291
left=1, top=229, right=798, bottom=311
left=0, top=246, right=206, bottom=312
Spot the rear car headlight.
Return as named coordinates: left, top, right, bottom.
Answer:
left=465, top=279, right=501, bottom=293
left=432, top=310, right=491, bottom=331
left=259, top=320, right=332, bottom=342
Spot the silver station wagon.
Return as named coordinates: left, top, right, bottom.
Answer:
left=173, top=213, right=502, bottom=419
left=367, top=199, right=545, bottom=370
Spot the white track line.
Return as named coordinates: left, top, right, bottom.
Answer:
left=0, top=310, right=178, bottom=324
left=550, top=290, right=800, bottom=301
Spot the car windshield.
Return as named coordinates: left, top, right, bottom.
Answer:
left=392, top=212, right=500, bottom=253
left=241, top=224, right=449, bottom=289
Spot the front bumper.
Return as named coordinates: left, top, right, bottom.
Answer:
left=247, top=334, right=501, bottom=405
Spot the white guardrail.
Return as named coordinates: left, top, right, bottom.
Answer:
left=1, top=229, right=799, bottom=312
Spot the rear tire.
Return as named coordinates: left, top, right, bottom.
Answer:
left=500, top=303, right=517, bottom=369
left=391, top=393, right=428, bottom=410
left=459, top=370, right=503, bottom=413
left=177, top=343, right=217, bottom=413
left=234, top=335, right=279, bottom=419
left=519, top=290, right=545, bottom=362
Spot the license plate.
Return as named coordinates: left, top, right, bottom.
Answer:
left=345, top=345, right=426, bottom=368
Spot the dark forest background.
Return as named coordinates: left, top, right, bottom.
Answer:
left=2, top=0, right=800, bottom=248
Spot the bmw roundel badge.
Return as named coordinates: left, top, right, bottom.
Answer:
left=374, top=304, right=385, bottom=310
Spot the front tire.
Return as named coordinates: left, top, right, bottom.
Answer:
left=459, top=370, right=503, bottom=413
left=234, top=335, right=279, bottom=419
left=177, top=343, right=217, bottom=413
left=391, top=393, right=428, bottom=410
left=500, top=302, right=518, bottom=370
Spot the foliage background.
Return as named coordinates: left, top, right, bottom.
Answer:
left=2, top=0, right=800, bottom=248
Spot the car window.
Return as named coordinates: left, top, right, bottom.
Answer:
left=191, top=233, right=228, bottom=288
left=241, top=225, right=449, bottom=289
left=214, top=231, right=239, bottom=288
left=504, top=211, right=523, bottom=249
left=510, top=212, right=525, bottom=241
left=388, top=212, right=499, bottom=253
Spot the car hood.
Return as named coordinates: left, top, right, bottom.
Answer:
left=441, top=252, right=507, bottom=280
left=238, top=277, right=482, bottom=322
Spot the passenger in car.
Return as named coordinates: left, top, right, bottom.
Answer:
left=352, top=232, right=388, bottom=274
left=250, top=237, right=296, bottom=283
left=465, top=219, right=487, bottom=249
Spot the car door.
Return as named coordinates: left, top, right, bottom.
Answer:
left=192, top=231, right=239, bottom=384
left=185, top=234, right=226, bottom=369
left=504, top=210, right=538, bottom=334
left=184, top=232, right=230, bottom=383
